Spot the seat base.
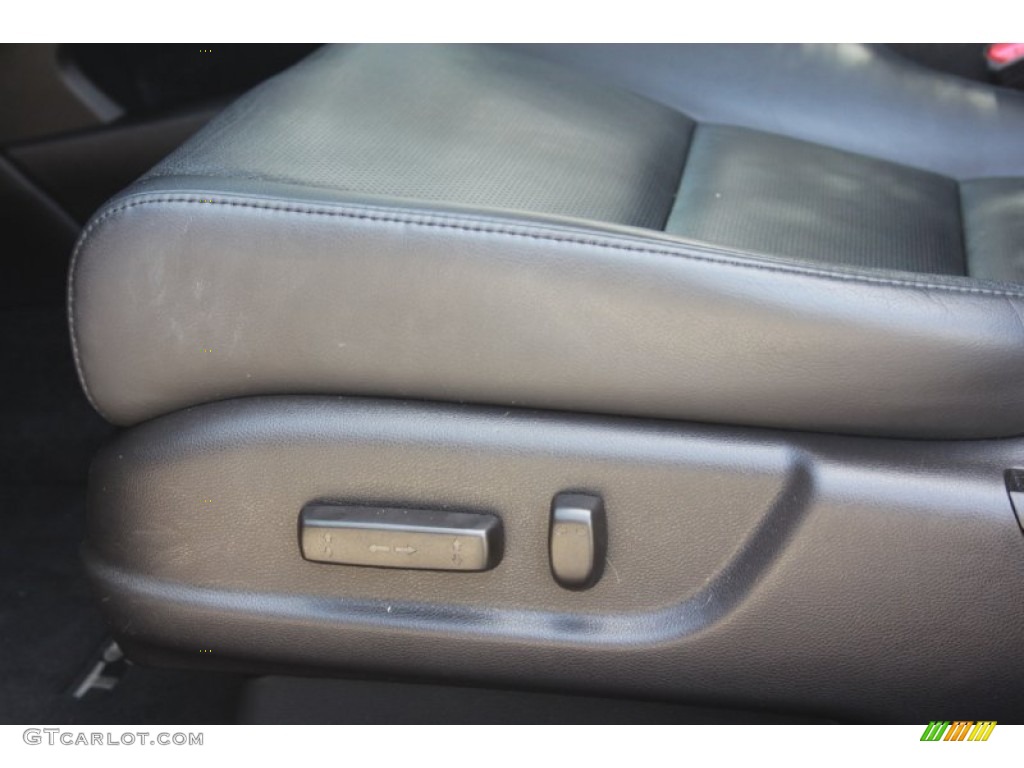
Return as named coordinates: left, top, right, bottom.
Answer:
left=84, top=396, right=1024, bottom=723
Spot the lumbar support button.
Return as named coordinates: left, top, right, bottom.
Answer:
left=549, top=492, right=606, bottom=589
left=299, top=503, right=503, bottom=571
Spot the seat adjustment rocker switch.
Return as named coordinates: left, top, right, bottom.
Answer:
left=300, top=503, right=503, bottom=571
left=549, top=493, right=606, bottom=589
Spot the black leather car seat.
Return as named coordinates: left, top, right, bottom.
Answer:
left=70, top=45, right=1024, bottom=722
left=70, top=44, right=1024, bottom=438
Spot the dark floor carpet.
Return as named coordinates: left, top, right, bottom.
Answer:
left=0, top=307, right=109, bottom=487
left=0, top=306, right=245, bottom=723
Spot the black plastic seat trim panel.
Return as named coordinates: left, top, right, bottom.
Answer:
left=83, top=396, right=1024, bottom=723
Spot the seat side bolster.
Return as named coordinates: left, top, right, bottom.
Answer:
left=70, top=189, right=1024, bottom=438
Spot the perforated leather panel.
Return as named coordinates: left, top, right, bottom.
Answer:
left=962, top=178, right=1024, bottom=282
left=666, top=125, right=966, bottom=274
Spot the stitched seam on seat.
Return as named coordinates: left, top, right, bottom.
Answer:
left=67, top=222, right=111, bottom=421
left=74, top=195, right=1024, bottom=298
left=68, top=192, right=1024, bottom=421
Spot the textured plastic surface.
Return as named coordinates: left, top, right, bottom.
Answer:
left=83, top=396, right=1024, bottom=723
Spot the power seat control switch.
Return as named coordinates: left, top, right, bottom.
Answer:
left=300, top=503, right=503, bottom=571
left=549, top=493, right=606, bottom=589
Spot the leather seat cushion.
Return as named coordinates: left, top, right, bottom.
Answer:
left=68, top=44, right=1024, bottom=438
